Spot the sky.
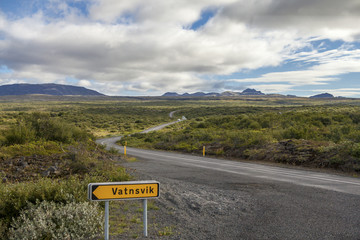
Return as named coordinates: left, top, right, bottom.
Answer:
left=0, top=0, right=360, bottom=97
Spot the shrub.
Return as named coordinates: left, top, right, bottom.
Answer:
left=0, top=141, right=63, bottom=159
left=30, top=114, right=91, bottom=143
left=0, top=175, right=105, bottom=229
left=4, top=113, right=92, bottom=146
left=108, top=147, right=119, bottom=154
left=196, top=122, right=207, bottom=128
left=8, top=201, right=103, bottom=240
left=4, top=120, right=35, bottom=145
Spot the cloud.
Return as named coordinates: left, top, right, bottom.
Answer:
left=220, top=0, right=360, bottom=41
left=0, top=3, right=288, bottom=94
left=88, top=0, right=235, bottom=26
left=231, top=47, right=360, bottom=93
left=247, top=84, right=295, bottom=94
left=0, top=0, right=359, bottom=95
left=78, top=79, right=91, bottom=87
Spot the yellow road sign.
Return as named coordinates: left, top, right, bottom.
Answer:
left=88, top=181, right=160, bottom=201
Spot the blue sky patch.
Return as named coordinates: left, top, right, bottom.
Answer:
left=0, top=65, right=13, bottom=74
left=190, top=8, right=217, bottom=30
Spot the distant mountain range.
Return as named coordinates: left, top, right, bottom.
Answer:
left=0, top=83, right=104, bottom=96
left=0, top=83, right=339, bottom=99
left=163, top=89, right=338, bottom=98
left=162, top=88, right=265, bottom=97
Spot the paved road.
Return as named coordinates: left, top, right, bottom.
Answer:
left=97, top=124, right=360, bottom=239
left=140, top=120, right=181, bottom=133
left=97, top=138, right=360, bottom=196
left=169, top=110, right=177, bottom=118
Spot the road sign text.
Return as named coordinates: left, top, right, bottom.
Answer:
left=88, top=181, right=159, bottom=201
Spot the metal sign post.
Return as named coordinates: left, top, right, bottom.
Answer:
left=143, top=199, right=148, bottom=237
left=88, top=181, right=160, bottom=238
left=105, top=201, right=109, bottom=240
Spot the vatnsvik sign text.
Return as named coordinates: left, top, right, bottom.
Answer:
left=88, top=181, right=160, bottom=201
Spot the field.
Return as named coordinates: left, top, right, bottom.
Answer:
left=1, top=95, right=360, bottom=238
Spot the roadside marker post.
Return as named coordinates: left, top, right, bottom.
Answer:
left=124, top=145, right=127, bottom=156
left=88, top=181, right=160, bottom=239
left=203, top=146, right=205, bottom=156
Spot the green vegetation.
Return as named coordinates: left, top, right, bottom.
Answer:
left=0, top=98, right=172, bottom=138
left=108, top=200, right=163, bottom=239
left=158, top=226, right=174, bottom=236
left=1, top=95, right=360, bottom=238
left=0, top=109, right=131, bottom=239
left=122, top=103, right=360, bottom=174
left=8, top=201, right=103, bottom=240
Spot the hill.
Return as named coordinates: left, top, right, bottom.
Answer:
left=162, top=88, right=265, bottom=97
left=310, top=93, right=334, bottom=98
left=0, top=83, right=104, bottom=96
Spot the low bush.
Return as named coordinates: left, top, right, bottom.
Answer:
left=8, top=200, right=103, bottom=240
left=4, top=112, right=92, bottom=146
left=0, top=177, right=90, bottom=228
left=4, top=120, right=35, bottom=145
left=0, top=171, right=130, bottom=237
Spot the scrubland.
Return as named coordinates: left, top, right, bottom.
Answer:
left=121, top=98, right=360, bottom=175
left=1, top=95, right=360, bottom=238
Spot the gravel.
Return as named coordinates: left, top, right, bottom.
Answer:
left=112, top=171, right=254, bottom=240
left=109, top=158, right=360, bottom=240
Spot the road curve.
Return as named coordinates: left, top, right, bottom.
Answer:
left=97, top=138, right=360, bottom=196
left=97, top=121, right=360, bottom=239
left=169, top=110, right=177, bottom=118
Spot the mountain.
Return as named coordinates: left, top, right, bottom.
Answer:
left=162, top=88, right=265, bottom=97
left=0, top=83, right=104, bottom=96
left=162, top=92, right=180, bottom=97
left=162, top=92, right=220, bottom=97
left=206, top=92, right=221, bottom=97
left=240, top=88, right=265, bottom=95
left=190, top=92, right=206, bottom=97
left=310, top=93, right=334, bottom=98
left=221, top=91, right=240, bottom=96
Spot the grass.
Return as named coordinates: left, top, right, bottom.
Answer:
left=109, top=201, right=146, bottom=238
left=126, top=156, right=138, bottom=162
left=158, top=226, right=174, bottom=236
left=148, top=200, right=160, bottom=210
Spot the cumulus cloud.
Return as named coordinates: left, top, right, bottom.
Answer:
left=78, top=79, right=91, bottom=87
left=0, top=0, right=359, bottom=95
left=88, top=0, right=235, bottom=26
left=231, top=47, right=360, bottom=95
left=220, top=0, right=360, bottom=41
